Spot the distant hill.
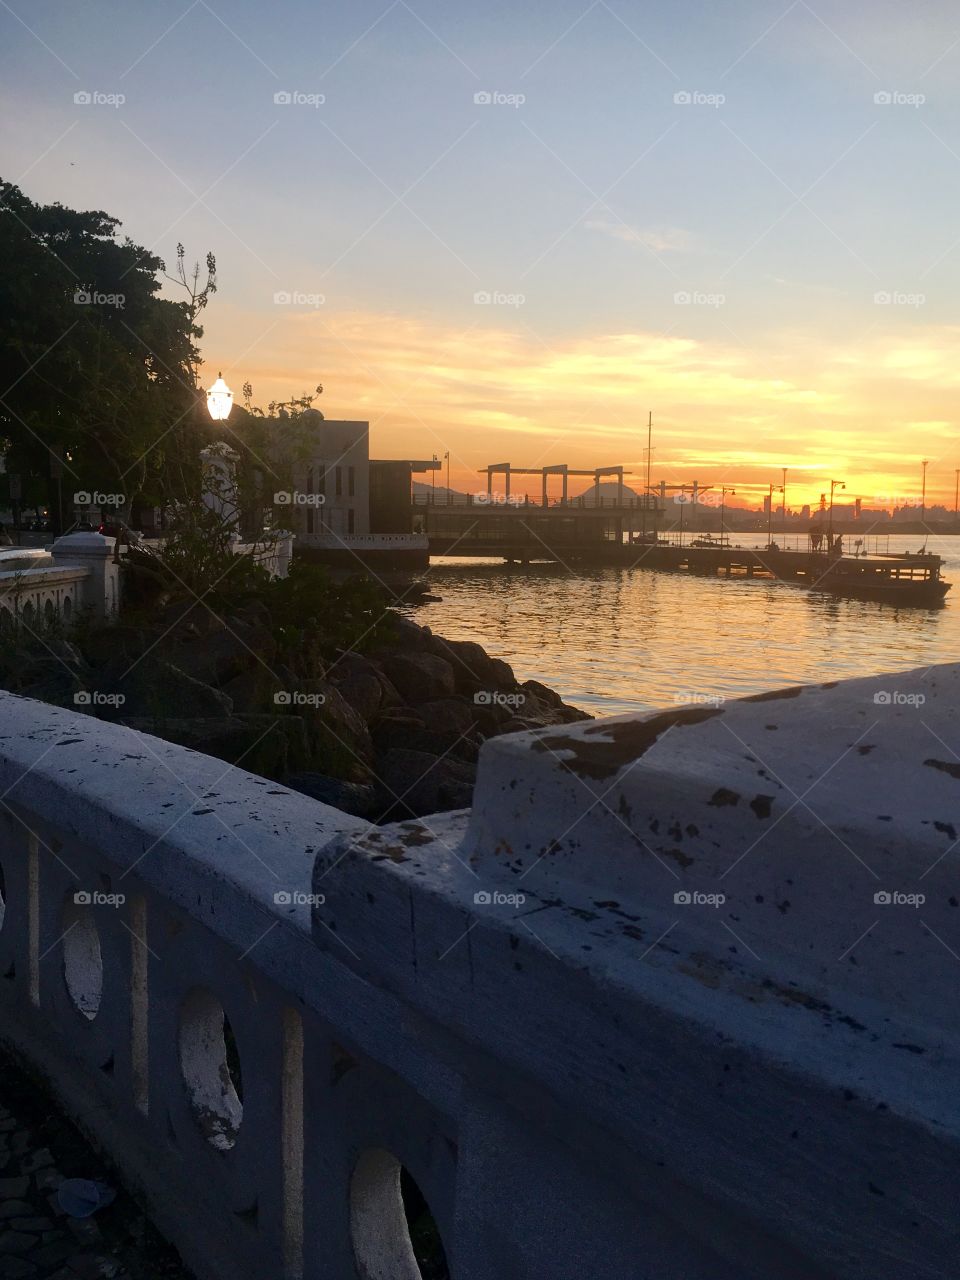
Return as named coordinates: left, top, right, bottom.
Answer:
left=570, top=480, right=645, bottom=505
left=412, top=480, right=472, bottom=500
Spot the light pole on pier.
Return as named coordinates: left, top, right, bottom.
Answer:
left=781, top=466, right=788, bottom=539
left=827, top=479, right=845, bottom=548
left=719, top=487, right=735, bottom=544
left=921, top=459, right=928, bottom=523
left=766, top=483, right=783, bottom=548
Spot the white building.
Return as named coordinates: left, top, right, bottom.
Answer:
left=292, top=416, right=370, bottom=538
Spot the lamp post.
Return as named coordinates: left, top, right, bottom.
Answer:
left=719, top=486, right=735, bottom=545
left=920, top=458, right=928, bottom=523
left=206, top=373, right=234, bottom=422
left=431, top=453, right=438, bottom=502
left=444, top=451, right=450, bottom=504
left=781, top=466, right=788, bottom=540
left=827, top=478, right=845, bottom=548
left=767, top=483, right=783, bottom=548
left=954, top=468, right=959, bottom=524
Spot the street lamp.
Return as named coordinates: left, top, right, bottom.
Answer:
left=719, top=486, right=735, bottom=545
left=206, top=373, right=234, bottom=422
left=827, top=479, right=845, bottom=548
left=921, top=458, right=928, bottom=523
left=766, top=483, right=783, bottom=548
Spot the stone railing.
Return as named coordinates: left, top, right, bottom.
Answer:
left=233, top=530, right=295, bottom=579
left=298, top=533, right=429, bottom=549
left=0, top=532, right=120, bottom=629
left=0, top=665, right=957, bottom=1279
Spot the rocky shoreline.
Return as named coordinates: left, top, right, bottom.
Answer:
left=0, top=605, right=590, bottom=821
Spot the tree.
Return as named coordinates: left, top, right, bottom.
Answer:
left=0, top=179, right=212, bottom=532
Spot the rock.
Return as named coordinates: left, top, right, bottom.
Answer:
left=382, top=652, right=455, bottom=703
left=415, top=698, right=480, bottom=737
left=284, top=773, right=378, bottom=818
left=89, top=659, right=232, bottom=721
left=219, top=669, right=276, bottom=714
left=168, top=617, right=275, bottom=686
left=427, top=636, right=514, bottom=693
left=370, top=709, right=427, bottom=754
left=377, top=748, right=477, bottom=817
left=331, top=670, right=382, bottom=722
left=522, top=678, right=564, bottom=709
left=386, top=615, right=432, bottom=651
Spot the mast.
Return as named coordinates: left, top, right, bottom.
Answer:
left=642, top=410, right=653, bottom=536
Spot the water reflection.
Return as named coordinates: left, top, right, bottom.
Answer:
left=407, top=537, right=956, bottom=716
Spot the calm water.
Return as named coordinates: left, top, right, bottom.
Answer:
left=407, top=535, right=960, bottom=717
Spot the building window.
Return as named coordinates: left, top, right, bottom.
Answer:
left=317, top=465, right=326, bottom=495
left=348, top=466, right=355, bottom=497
left=347, top=508, right=355, bottom=534
left=307, top=506, right=314, bottom=534
left=335, top=467, right=342, bottom=497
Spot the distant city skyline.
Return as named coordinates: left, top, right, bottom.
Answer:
left=4, top=0, right=960, bottom=507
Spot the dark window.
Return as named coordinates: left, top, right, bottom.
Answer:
left=317, top=466, right=326, bottom=495
left=306, top=506, right=314, bottom=534
left=335, top=467, right=342, bottom=497
left=347, top=508, right=355, bottom=534
left=348, top=466, right=355, bottom=497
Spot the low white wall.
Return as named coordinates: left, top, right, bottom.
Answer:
left=0, top=666, right=956, bottom=1278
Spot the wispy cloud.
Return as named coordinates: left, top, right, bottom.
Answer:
left=584, top=219, right=697, bottom=253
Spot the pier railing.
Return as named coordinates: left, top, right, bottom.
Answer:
left=0, top=665, right=957, bottom=1279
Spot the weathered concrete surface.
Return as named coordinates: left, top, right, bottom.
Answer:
left=314, top=663, right=960, bottom=1280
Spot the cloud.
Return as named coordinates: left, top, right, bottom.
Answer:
left=206, top=304, right=960, bottom=505
left=583, top=219, right=697, bottom=253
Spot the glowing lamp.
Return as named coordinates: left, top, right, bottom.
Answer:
left=206, top=373, right=234, bottom=421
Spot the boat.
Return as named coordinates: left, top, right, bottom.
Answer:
left=809, top=552, right=951, bottom=606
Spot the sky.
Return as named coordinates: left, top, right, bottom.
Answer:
left=3, top=0, right=960, bottom=509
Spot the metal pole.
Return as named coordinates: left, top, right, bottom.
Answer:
left=781, top=466, right=787, bottom=537
left=642, top=410, right=652, bottom=536
left=921, top=459, right=928, bottom=522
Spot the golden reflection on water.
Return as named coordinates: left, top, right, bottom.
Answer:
left=408, top=536, right=959, bottom=716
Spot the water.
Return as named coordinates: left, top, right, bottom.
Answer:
left=407, top=535, right=960, bottom=717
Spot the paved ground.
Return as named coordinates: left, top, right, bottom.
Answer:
left=0, top=1049, right=192, bottom=1280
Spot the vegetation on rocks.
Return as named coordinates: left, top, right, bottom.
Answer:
left=0, top=544, right=589, bottom=819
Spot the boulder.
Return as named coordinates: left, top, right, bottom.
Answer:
left=415, top=697, right=480, bottom=737
left=332, top=670, right=382, bottom=722
left=377, top=748, right=477, bottom=817
left=382, top=652, right=456, bottom=703
left=428, top=636, right=515, bottom=693
left=283, top=773, right=379, bottom=818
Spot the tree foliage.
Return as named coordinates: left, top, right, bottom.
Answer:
left=0, top=179, right=211, bottom=527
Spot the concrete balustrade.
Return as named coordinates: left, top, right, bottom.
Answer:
left=0, top=532, right=121, bottom=628
left=0, top=666, right=957, bottom=1279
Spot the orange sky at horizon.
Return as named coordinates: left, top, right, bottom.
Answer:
left=203, top=303, right=960, bottom=513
